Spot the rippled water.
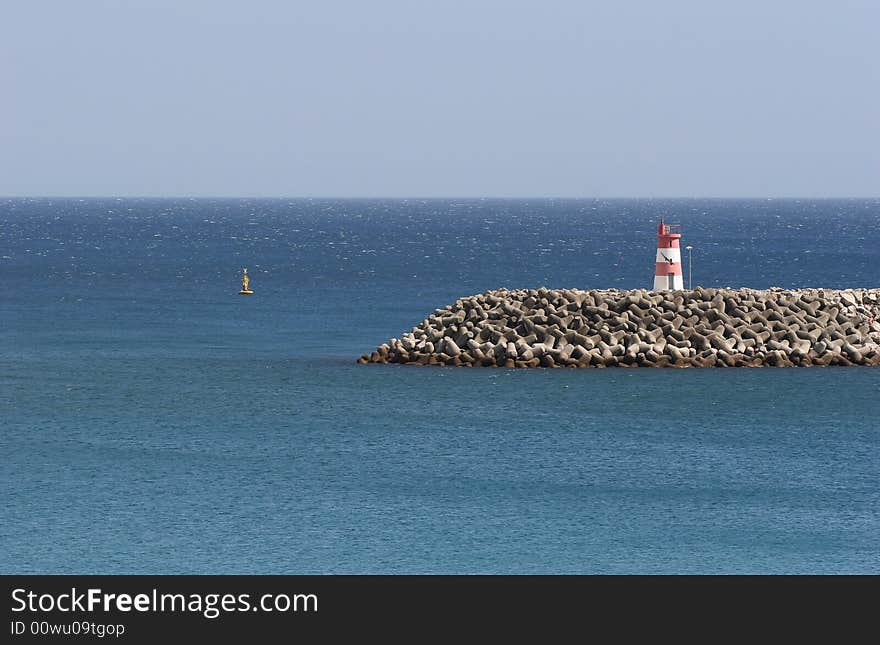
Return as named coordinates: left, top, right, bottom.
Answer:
left=1, top=198, right=878, bottom=573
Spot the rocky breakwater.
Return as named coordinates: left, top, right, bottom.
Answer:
left=359, top=287, right=880, bottom=368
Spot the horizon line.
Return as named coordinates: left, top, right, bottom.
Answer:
left=2, top=195, right=879, bottom=201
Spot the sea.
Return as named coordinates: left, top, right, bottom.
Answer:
left=1, top=197, right=878, bottom=574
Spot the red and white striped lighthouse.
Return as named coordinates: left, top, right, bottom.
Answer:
left=653, top=218, right=684, bottom=291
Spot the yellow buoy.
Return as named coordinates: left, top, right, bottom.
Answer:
left=238, top=267, right=254, bottom=295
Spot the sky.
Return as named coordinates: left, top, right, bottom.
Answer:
left=1, top=0, right=878, bottom=197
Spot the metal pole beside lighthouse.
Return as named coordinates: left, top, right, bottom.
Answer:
left=685, top=245, right=693, bottom=290
left=653, top=218, right=684, bottom=291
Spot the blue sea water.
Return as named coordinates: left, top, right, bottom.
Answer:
left=1, top=197, right=878, bottom=574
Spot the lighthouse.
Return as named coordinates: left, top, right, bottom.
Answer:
left=653, top=218, right=684, bottom=291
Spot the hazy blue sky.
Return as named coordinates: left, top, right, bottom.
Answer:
left=1, top=0, right=877, bottom=197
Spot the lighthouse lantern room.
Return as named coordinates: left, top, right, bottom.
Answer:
left=653, top=218, right=684, bottom=291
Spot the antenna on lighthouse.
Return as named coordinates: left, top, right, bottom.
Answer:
left=653, top=217, right=684, bottom=291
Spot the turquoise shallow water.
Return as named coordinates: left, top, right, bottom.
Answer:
left=1, top=198, right=878, bottom=573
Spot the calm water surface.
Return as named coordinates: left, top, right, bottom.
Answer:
left=2, top=198, right=878, bottom=573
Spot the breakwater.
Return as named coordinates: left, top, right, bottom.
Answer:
left=359, top=287, right=880, bottom=368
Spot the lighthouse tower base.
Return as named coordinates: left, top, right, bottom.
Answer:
left=653, top=274, right=684, bottom=291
